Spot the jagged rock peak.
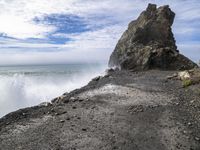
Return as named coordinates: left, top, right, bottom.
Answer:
left=109, top=3, right=197, bottom=71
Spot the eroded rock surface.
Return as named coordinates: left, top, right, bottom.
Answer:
left=109, top=4, right=197, bottom=70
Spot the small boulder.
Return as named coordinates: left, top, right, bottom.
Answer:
left=39, top=102, right=52, bottom=107
left=70, top=97, right=76, bottom=101
left=92, top=76, right=101, bottom=81
left=58, top=95, right=65, bottom=100
left=63, top=92, right=69, bottom=96
left=105, top=68, right=115, bottom=74
left=178, top=71, right=191, bottom=80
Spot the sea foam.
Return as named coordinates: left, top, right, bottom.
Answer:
left=0, top=64, right=106, bottom=117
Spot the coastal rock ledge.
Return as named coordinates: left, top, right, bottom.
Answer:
left=109, top=4, right=197, bottom=70
left=0, top=4, right=200, bottom=150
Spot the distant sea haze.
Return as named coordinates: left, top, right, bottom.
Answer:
left=0, top=64, right=106, bottom=117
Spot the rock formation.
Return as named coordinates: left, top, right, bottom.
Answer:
left=109, top=4, right=197, bottom=70
left=1, top=4, right=200, bottom=150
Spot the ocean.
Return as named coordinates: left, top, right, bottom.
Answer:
left=0, top=64, right=107, bottom=117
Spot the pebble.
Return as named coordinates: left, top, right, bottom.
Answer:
left=91, top=106, right=96, bottom=109
left=58, top=95, right=65, bottom=100
left=104, top=74, right=110, bottom=78
left=61, top=111, right=67, bottom=114
left=39, top=102, right=52, bottom=107
left=175, top=102, right=179, bottom=106
left=195, top=137, right=200, bottom=141
left=183, top=130, right=187, bottom=134
left=63, top=99, right=70, bottom=103
left=72, top=106, right=77, bottom=109
left=82, top=128, right=87, bottom=131
left=150, top=105, right=159, bottom=108
left=70, top=97, right=76, bottom=102
left=110, top=112, right=114, bottom=115
left=138, top=109, right=143, bottom=112
left=59, top=120, right=65, bottom=123
left=78, top=99, right=84, bottom=102
left=22, top=113, right=27, bottom=116
left=92, top=76, right=101, bottom=81
left=190, top=100, right=195, bottom=104
left=63, top=92, right=69, bottom=96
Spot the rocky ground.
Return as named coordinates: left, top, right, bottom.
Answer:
left=0, top=3, right=199, bottom=150
left=0, top=69, right=200, bottom=150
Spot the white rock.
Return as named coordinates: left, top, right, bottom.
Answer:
left=58, top=95, right=65, bottom=100
left=39, top=102, right=51, bottom=107
left=178, top=71, right=191, bottom=80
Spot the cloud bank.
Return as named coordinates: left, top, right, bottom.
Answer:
left=0, top=0, right=199, bottom=65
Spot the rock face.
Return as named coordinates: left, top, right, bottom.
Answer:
left=109, top=4, right=197, bottom=70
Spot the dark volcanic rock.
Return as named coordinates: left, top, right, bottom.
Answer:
left=109, top=4, right=197, bottom=71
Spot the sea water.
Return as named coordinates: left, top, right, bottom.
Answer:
left=0, top=64, right=106, bottom=117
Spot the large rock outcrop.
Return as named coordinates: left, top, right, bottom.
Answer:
left=109, top=4, right=197, bottom=70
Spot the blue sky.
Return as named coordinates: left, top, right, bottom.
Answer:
left=0, top=0, right=199, bottom=65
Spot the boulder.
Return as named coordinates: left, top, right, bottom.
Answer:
left=38, top=102, right=52, bottom=107
left=178, top=71, right=191, bottom=80
left=109, top=4, right=197, bottom=71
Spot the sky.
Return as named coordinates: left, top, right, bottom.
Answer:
left=0, top=0, right=199, bottom=65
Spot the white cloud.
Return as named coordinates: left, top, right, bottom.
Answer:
left=0, top=0, right=200, bottom=39
left=0, top=25, right=124, bottom=65
left=0, top=14, right=56, bottom=39
left=0, top=0, right=160, bottom=39
left=0, top=0, right=76, bottom=38
left=0, top=41, right=61, bottom=49
left=0, top=0, right=199, bottom=65
left=62, top=25, right=124, bottom=49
